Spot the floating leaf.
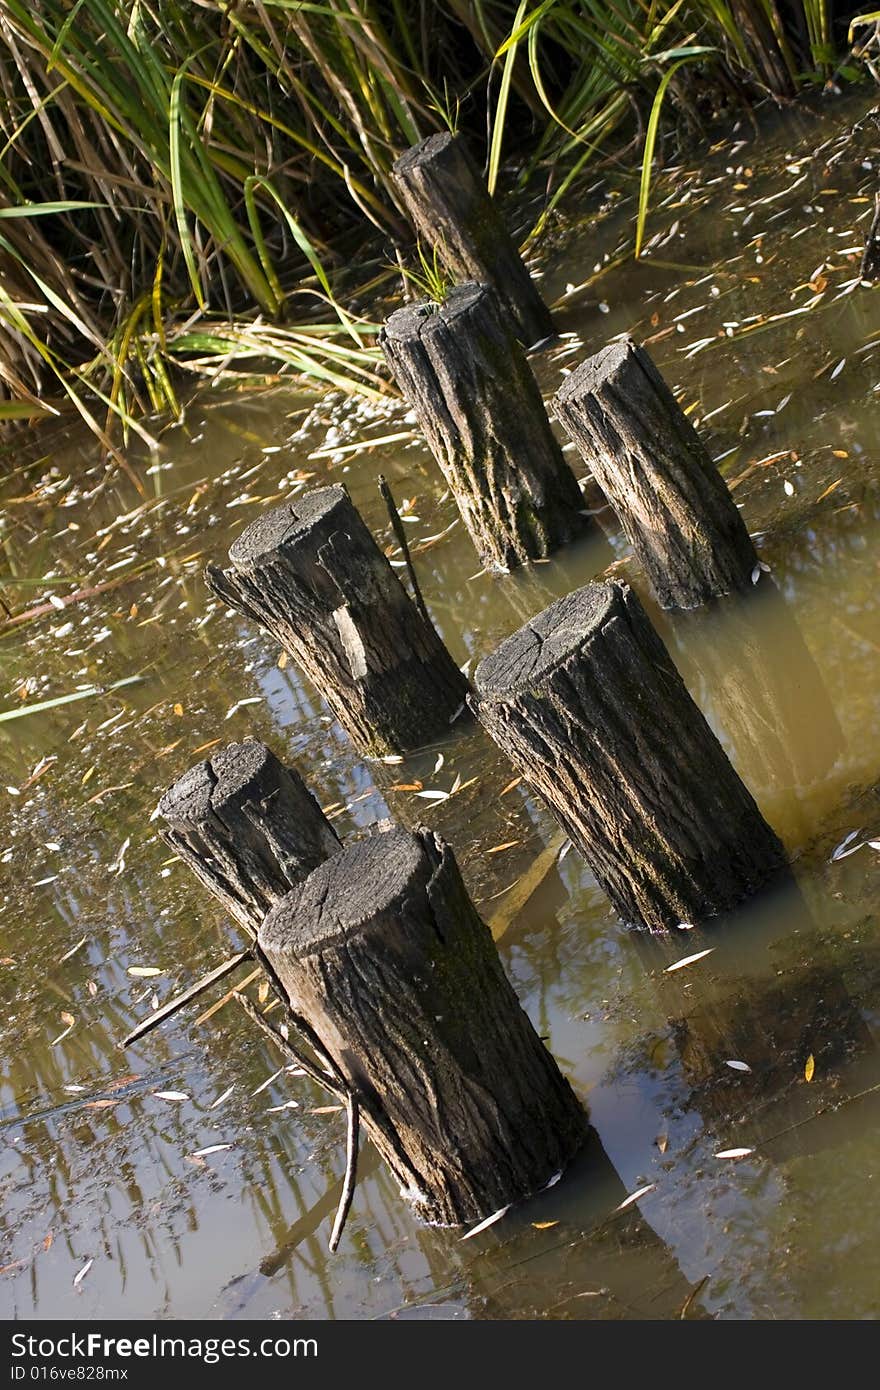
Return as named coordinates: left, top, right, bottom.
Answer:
left=191, top=1144, right=232, bottom=1158
left=615, top=1183, right=656, bottom=1212
left=460, top=1204, right=511, bottom=1240
left=127, top=966, right=163, bottom=978
left=173, top=703, right=184, bottom=717
left=725, top=1060, right=752, bottom=1073
left=532, top=1221, right=559, bottom=1230
left=715, top=1147, right=754, bottom=1159
left=73, top=1258, right=93, bottom=1287
left=665, top=948, right=714, bottom=973
left=414, top=790, right=450, bottom=802
left=152, top=1090, right=189, bottom=1102
left=209, top=1084, right=235, bottom=1110
left=804, top=1053, right=815, bottom=1083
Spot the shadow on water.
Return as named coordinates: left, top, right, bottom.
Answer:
left=2, top=89, right=880, bottom=1319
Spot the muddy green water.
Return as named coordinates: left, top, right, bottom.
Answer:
left=2, top=92, right=880, bottom=1321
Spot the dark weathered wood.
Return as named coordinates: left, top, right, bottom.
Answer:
left=471, top=580, right=787, bottom=934
left=205, top=485, right=470, bottom=756
left=380, top=284, right=590, bottom=572
left=158, top=739, right=340, bottom=936
left=258, top=825, right=588, bottom=1226
left=555, top=338, right=759, bottom=609
left=392, top=133, right=553, bottom=348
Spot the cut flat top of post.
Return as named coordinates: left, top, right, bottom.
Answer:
left=260, top=827, right=424, bottom=956
left=555, top=338, right=636, bottom=403
left=158, top=740, right=275, bottom=822
left=474, top=582, right=619, bottom=698
left=227, top=485, right=347, bottom=569
left=392, top=131, right=455, bottom=175
left=382, top=283, right=488, bottom=344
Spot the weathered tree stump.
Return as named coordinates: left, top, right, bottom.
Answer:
left=380, top=284, right=590, bottom=572
left=471, top=580, right=787, bottom=934
left=205, top=485, right=470, bottom=756
left=158, top=739, right=340, bottom=935
left=258, top=825, right=588, bottom=1225
left=392, top=133, right=553, bottom=349
left=554, top=338, right=758, bottom=609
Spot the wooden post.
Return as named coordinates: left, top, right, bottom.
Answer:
left=392, top=133, right=554, bottom=349
left=258, top=825, right=588, bottom=1226
left=554, top=338, right=758, bottom=609
left=380, top=284, right=591, bottom=572
left=158, top=739, right=340, bottom=935
left=205, top=485, right=470, bottom=757
left=471, top=580, right=787, bottom=934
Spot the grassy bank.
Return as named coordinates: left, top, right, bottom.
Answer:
left=0, top=0, right=867, bottom=452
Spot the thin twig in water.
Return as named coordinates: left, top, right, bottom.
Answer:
left=378, top=473, right=432, bottom=628
left=121, top=949, right=252, bottom=1048
left=234, top=992, right=344, bottom=1099
left=329, top=1092, right=360, bottom=1252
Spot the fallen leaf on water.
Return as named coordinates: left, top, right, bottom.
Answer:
left=715, top=1147, right=754, bottom=1159
left=615, top=1184, right=656, bottom=1212
left=266, top=1099, right=299, bottom=1113
left=665, top=948, right=714, bottom=973
left=153, top=1091, right=189, bottom=1102
left=257, top=978, right=270, bottom=1005
left=252, top=1069, right=282, bottom=1096
left=725, top=1060, right=752, bottom=1073
left=51, top=1014, right=76, bottom=1045
left=85, top=1099, right=120, bottom=1110
left=127, top=966, right=163, bottom=978
left=191, top=1144, right=232, bottom=1158
left=309, top=1105, right=343, bottom=1114
left=656, top=1135, right=669, bottom=1154
left=43, top=1232, right=53, bottom=1252
left=58, top=936, right=87, bottom=964
left=73, top=1258, right=93, bottom=1287
left=0, top=1259, right=28, bottom=1276
left=804, top=1053, right=815, bottom=1083
left=460, top=1204, right=511, bottom=1240
left=388, top=782, right=423, bottom=793
left=532, top=1221, right=559, bottom=1230
left=415, top=790, right=449, bottom=802
left=173, top=703, right=184, bottom=717
left=487, top=841, right=519, bottom=855
left=209, top=1084, right=235, bottom=1110
left=500, top=777, right=522, bottom=795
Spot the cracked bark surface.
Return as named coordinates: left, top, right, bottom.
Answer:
left=392, top=133, right=554, bottom=348
left=205, top=485, right=470, bottom=756
left=380, top=284, right=590, bottom=572
left=555, top=338, right=758, bottom=609
left=158, top=739, right=340, bottom=935
left=259, top=825, right=588, bottom=1226
left=472, top=580, right=787, bottom=934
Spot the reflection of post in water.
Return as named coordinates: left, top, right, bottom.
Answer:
left=667, top=578, right=844, bottom=828
left=633, top=878, right=876, bottom=1153
left=402, top=1130, right=704, bottom=1320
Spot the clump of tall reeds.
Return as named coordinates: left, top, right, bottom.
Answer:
left=0, top=0, right=845, bottom=449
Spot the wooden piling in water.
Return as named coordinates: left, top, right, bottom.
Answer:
left=158, top=739, right=340, bottom=935
left=554, top=338, right=758, bottom=609
left=205, top=485, right=470, bottom=756
left=258, top=824, right=588, bottom=1226
left=392, top=133, right=554, bottom=349
left=380, top=284, right=590, bottom=572
left=471, top=580, right=787, bottom=934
